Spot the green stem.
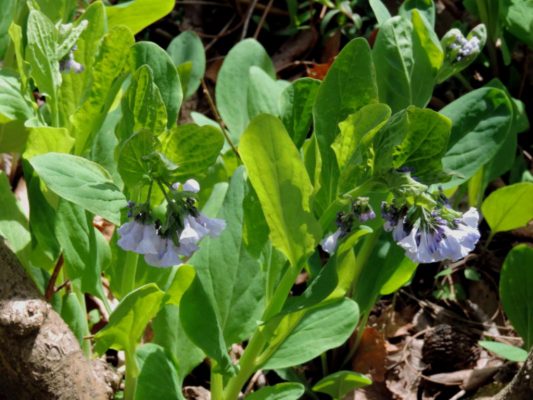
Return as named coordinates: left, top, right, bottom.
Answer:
left=223, top=329, right=267, bottom=400
left=124, top=350, right=138, bottom=400
left=224, top=260, right=305, bottom=399
left=211, top=365, right=224, bottom=400
left=121, top=246, right=139, bottom=295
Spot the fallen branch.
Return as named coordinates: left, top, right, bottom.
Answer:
left=0, top=239, right=118, bottom=399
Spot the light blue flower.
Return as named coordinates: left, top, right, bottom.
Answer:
left=320, top=229, right=343, bottom=254
left=117, top=221, right=161, bottom=254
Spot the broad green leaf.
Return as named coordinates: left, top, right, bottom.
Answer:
left=372, top=16, right=413, bottom=113
left=500, top=245, right=533, bottom=348
left=380, top=254, right=417, bottom=295
left=135, top=343, right=184, bottom=400
left=117, top=65, right=167, bottom=141
left=60, top=292, right=89, bottom=347
left=247, top=66, right=288, bottom=118
left=333, top=103, right=391, bottom=191
left=400, top=0, right=435, bottom=27
left=440, top=87, right=513, bottom=188
left=240, top=115, right=322, bottom=266
left=30, top=153, right=127, bottom=224
left=94, top=283, right=166, bottom=357
left=24, top=126, right=74, bottom=159
left=0, top=172, right=31, bottom=265
left=26, top=10, right=60, bottom=101
left=167, top=31, right=206, bottom=98
left=34, top=0, right=77, bottom=23
left=165, top=265, right=196, bottom=306
left=189, top=168, right=265, bottom=344
left=410, top=10, right=443, bottom=107
left=280, top=78, right=320, bottom=148
left=313, top=371, right=372, bottom=399
left=55, top=199, right=96, bottom=281
left=0, top=0, right=16, bottom=58
left=247, top=383, right=305, bottom=400
left=502, top=0, right=533, bottom=47
left=130, top=42, right=182, bottom=128
left=481, top=182, right=533, bottom=233
left=162, top=124, right=224, bottom=177
left=106, top=0, right=174, bottom=35
left=478, top=340, right=528, bottom=362
left=216, top=39, right=276, bottom=143
left=0, top=72, right=32, bottom=124
left=58, top=3, right=106, bottom=120
left=180, top=274, right=235, bottom=375
left=260, top=298, right=359, bottom=369
left=117, top=130, right=157, bottom=189
left=373, top=106, right=451, bottom=183
left=153, top=304, right=205, bottom=381
left=313, top=38, right=378, bottom=209
left=369, top=0, right=391, bottom=25
left=72, top=26, right=134, bottom=154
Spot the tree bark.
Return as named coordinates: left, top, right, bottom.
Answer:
left=493, top=347, right=533, bottom=400
left=0, top=239, right=117, bottom=399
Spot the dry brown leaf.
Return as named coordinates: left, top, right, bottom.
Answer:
left=352, top=327, right=387, bottom=382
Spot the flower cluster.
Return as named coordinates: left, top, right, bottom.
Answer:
left=60, top=46, right=84, bottom=74
left=117, top=179, right=226, bottom=267
left=449, top=34, right=481, bottom=61
left=321, top=197, right=376, bottom=254
left=382, top=202, right=480, bottom=264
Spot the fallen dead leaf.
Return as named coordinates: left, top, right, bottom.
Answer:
left=352, top=327, right=387, bottom=382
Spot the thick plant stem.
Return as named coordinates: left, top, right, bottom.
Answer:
left=211, top=366, right=224, bottom=400
left=224, top=260, right=305, bottom=399
left=124, top=350, right=138, bottom=400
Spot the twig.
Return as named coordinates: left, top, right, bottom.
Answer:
left=253, top=0, right=274, bottom=39
left=45, top=255, right=64, bottom=301
left=200, top=79, right=240, bottom=159
left=241, top=0, right=259, bottom=40
left=205, top=15, right=238, bottom=52
left=243, top=370, right=264, bottom=395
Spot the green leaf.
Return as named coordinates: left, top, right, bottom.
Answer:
left=30, top=153, right=127, bottom=225
left=440, top=87, right=513, bottom=188
left=280, top=78, right=321, bottom=148
left=117, top=130, right=157, bottom=189
left=502, top=0, right=533, bottom=47
left=135, top=343, right=184, bottom=400
left=247, top=66, right=288, bottom=118
left=165, top=265, right=196, bottom=306
left=26, top=10, right=60, bottom=101
left=24, top=126, right=74, bottom=159
left=162, top=124, right=224, bottom=178
left=189, top=167, right=265, bottom=344
left=0, top=172, right=31, bottom=266
left=481, top=182, right=533, bottom=233
left=130, top=42, right=182, bottom=128
left=500, top=245, right=533, bottom=348
left=247, top=383, right=305, bottom=400
left=94, top=283, right=166, bottom=356
left=312, top=371, right=372, bottom=399
left=72, top=26, right=134, bottom=154
left=399, top=0, right=435, bottom=27
left=374, top=106, right=451, bottom=183
left=0, top=0, right=16, bottom=58
left=369, top=0, right=391, bottom=25
left=260, top=298, right=359, bottom=369
left=55, top=199, right=97, bottom=281
left=117, top=65, right=167, bottom=141
left=153, top=304, right=205, bottom=381
left=167, top=31, right=206, bottom=99
left=106, top=0, right=174, bottom=35
left=0, top=71, right=33, bottom=124
left=179, top=274, right=235, bottom=375
left=216, top=39, right=276, bottom=144
left=478, top=340, right=528, bottom=362
left=60, top=292, right=89, bottom=347
left=333, top=103, right=391, bottom=191
left=313, top=38, right=378, bottom=209
left=240, top=114, right=322, bottom=267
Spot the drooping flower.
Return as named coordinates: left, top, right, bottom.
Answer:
left=383, top=203, right=480, bottom=264
left=320, top=197, right=376, bottom=255
left=117, top=179, right=226, bottom=268
left=60, top=48, right=84, bottom=74
left=450, top=34, right=481, bottom=61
